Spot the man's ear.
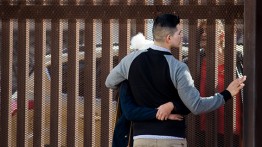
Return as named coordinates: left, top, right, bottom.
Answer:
left=165, top=34, right=171, bottom=44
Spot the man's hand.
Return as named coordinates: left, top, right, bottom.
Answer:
left=156, top=102, right=174, bottom=121
left=168, top=114, right=184, bottom=121
left=226, top=75, right=246, bottom=96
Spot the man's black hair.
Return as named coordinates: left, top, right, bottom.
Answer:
left=153, top=13, right=180, bottom=29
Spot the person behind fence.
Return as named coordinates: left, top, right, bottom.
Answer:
left=193, top=20, right=243, bottom=146
left=182, top=20, right=244, bottom=146
left=106, top=13, right=246, bottom=147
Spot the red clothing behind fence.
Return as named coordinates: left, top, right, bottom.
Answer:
left=200, top=59, right=241, bottom=135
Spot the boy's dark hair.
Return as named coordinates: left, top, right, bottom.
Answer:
left=152, top=13, right=180, bottom=41
left=153, top=13, right=180, bottom=28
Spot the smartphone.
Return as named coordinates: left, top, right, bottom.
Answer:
left=236, top=62, right=243, bottom=78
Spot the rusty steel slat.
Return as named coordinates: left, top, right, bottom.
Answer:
left=0, top=5, right=244, bottom=19
left=33, top=19, right=46, bottom=147
left=17, top=19, right=29, bottom=147
left=100, top=19, right=113, bottom=147
left=154, top=0, right=163, bottom=5
left=34, top=0, right=46, bottom=5
left=132, top=0, right=144, bottom=5
left=68, top=0, right=80, bottom=5
left=208, top=0, right=217, bottom=5
left=50, top=19, right=63, bottom=147
left=119, top=18, right=130, bottom=60
left=84, top=0, right=94, bottom=5
left=54, top=0, right=62, bottom=5
left=32, top=3, right=46, bottom=147
left=224, top=18, right=235, bottom=147
left=254, top=1, right=262, bottom=145
left=170, top=0, right=181, bottom=5
left=243, top=0, right=256, bottom=147
left=189, top=0, right=198, bottom=5
left=135, top=0, right=146, bottom=36
left=1, top=0, right=12, bottom=5
left=118, top=0, right=128, bottom=5
left=225, top=0, right=235, bottom=5
left=135, top=19, right=145, bottom=39
left=67, top=18, right=80, bottom=147
left=186, top=18, right=198, bottom=147
left=0, top=19, right=13, bottom=147
left=188, top=19, right=200, bottom=88
left=84, top=18, right=96, bottom=147
left=205, top=19, right=218, bottom=147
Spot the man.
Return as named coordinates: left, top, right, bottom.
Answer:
left=112, top=33, right=190, bottom=147
left=106, top=13, right=246, bottom=147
